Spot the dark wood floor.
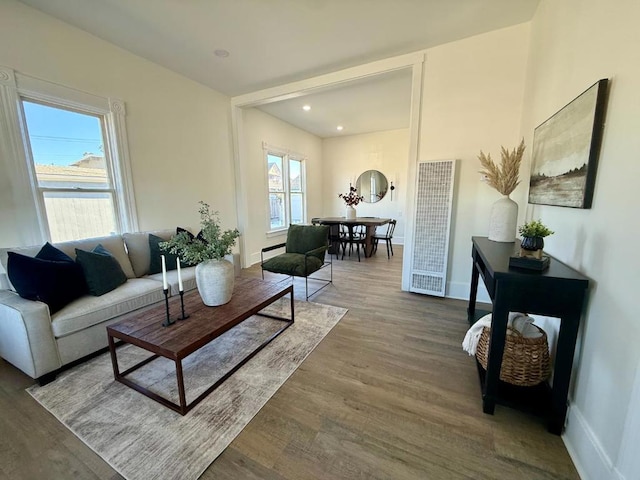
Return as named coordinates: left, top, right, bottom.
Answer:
left=0, top=245, right=579, bottom=479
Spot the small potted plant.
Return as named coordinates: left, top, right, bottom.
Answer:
left=161, top=201, right=240, bottom=306
left=339, top=185, right=364, bottom=220
left=518, top=219, right=554, bottom=259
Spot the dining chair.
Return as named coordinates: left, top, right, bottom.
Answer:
left=340, top=224, right=366, bottom=261
left=373, top=219, right=397, bottom=259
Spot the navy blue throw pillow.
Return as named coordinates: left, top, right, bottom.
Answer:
left=7, top=245, right=88, bottom=314
left=75, top=244, right=127, bottom=296
left=148, top=234, right=179, bottom=274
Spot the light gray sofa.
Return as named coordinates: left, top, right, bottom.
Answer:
left=0, top=229, right=216, bottom=384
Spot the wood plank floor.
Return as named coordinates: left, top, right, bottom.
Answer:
left=0, top=245, right=579, bottom=479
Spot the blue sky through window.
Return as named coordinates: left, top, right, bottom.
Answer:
left=22, top=101, right=103, bottom=166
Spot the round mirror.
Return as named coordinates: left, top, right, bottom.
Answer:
left=356, top=170, right=389, bottom=203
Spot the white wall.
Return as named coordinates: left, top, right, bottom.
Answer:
left=418, top=23, right=531, bottom=299
left=0, top=0, right=236, bottom=248
left=322, top=129, right=409, bottom=243
left=241, top=108, right=323, bottom=266
left=522, top=1, right=640, bottom=478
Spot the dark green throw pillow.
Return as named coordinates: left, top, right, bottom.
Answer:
left=75, top=244, right=127, bottom=296
left=148, top=234, right=179, bottom=274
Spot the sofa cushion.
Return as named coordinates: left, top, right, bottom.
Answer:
left=261, top=253, right=323, bottom=277
left=123, top=229, right=174, bottom=277
left=75, top=244, right=128, bottom=296
left=7, top=250, right=87, bottom=314
left=51, top=278, right=165, bottom=338
left=148, top=234, right=180, bottom=274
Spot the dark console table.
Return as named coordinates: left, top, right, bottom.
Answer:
left=468, top=236, right=589, bottom=434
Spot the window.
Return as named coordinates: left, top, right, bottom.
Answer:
left=266, top=150, right=305, bottom=231
left=21, top=101, right=119, bottom=242
left=0, top=66, right=137, bottom=243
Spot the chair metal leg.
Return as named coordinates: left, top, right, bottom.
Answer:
left=389, top=239, right=394, bottom=257
left=386, top=239, right=391, bottom=259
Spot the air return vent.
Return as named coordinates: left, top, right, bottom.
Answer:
left=409, top=160, right=456, bottom=296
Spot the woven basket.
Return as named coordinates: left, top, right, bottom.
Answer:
left=476, top=324, right=551, bottom=387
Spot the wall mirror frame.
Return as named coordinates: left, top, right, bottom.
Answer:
left=356, top=170, right=389, bottom=203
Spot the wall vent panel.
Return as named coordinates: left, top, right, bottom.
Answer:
left=409, top=160, right=455, bottom=297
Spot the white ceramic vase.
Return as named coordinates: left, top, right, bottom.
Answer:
left=488, top=195, right=518, bottom=242
left=346, top=205, right=357, bottom=220
left=195, top=258, right=235, bottom=306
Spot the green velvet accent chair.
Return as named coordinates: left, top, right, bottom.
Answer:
left=261, top=224, right=332, bottom=300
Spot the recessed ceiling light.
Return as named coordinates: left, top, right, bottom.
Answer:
left=214, top=49, right=230, bottom=58
left=302, top=105, right=311, bottom=111
left=336, top=125, right=344, bottom=131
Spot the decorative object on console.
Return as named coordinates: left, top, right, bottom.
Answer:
left=478, top=139, right=525, bottom=242
left=508, top=219, right=554, bottom=270
left=161, top=202, right=240, bottom=306
left=528, top=79, right=609, bottom=209
left=339, top=185, right=364, bottom=220
left=475, top=315, right=551, bottom=387
left=518, top=219, right=554, bottom=259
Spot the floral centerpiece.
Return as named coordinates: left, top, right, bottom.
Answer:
left=339, top=185, right=364, bottom=220
left=339, top=185, right=364, bottom=207
left=161, top=201, right=240, bottom=306
left=518, top=219, right=554, bottom=258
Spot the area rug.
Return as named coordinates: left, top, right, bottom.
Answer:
left=27, top=299, right=346, bottom=480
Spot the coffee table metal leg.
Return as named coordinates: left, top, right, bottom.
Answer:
left=108, top=334, right=120, bottom=379
left=176, top=359, right=187, bottom=414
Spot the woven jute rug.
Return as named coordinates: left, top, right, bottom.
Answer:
left=27, top=299, right=346, bottom=480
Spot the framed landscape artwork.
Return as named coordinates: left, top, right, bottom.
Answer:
left=528, top=79, right=609, bottom=208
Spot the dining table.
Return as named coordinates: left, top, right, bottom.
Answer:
left=312, top=217, right=391, bottom=258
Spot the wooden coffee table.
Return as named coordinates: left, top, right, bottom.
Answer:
left=107, top=277, right=294, bottom=415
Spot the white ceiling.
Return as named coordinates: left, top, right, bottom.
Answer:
left=19, top=0, right=539, bottom=137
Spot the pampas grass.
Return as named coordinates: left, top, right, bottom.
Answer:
left=478, top=139, right=525, bottom=196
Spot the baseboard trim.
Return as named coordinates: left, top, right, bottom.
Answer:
left=563, top=404, right=614, bottom=480
left=446, top=281, right=490, bottom=303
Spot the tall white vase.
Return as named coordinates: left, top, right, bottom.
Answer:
left=346, top=205, right=357, bottom=220
left=195, top=259, right=235, bottom=306
left=488, top=195, right=518, bottom=242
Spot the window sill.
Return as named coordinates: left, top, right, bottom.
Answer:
left=266, top=229, right=288, bottom=238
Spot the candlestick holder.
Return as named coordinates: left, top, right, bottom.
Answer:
left=162, top=289, right=175, bottom=327
left=177, top=290, right=189, bottom=320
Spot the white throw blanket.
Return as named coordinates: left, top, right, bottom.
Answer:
left=462, top=312, right=541, bottom=356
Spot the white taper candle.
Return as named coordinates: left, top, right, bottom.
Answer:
left=161, top=255, right=168, bottom=290
left=177, top=257, right=183, bottom=292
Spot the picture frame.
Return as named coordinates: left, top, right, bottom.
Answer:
left=528, top=79, right=609, bottom=208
